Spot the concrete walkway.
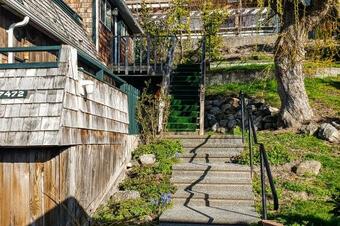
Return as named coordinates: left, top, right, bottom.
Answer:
left=160, top=135, right=259, bottom=226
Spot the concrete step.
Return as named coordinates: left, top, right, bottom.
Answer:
left=175, top=184, right=253, bottom=197
left=173, top=198, right=254, bottom=207
left=181, top=141, right=243, bottom=147
left=172, top=174, right=251, bottom=185
left=166, top=135, right=242, bottom=139
left=179, top=150, right=241, bottom=163
left=182, top=143, right=243, bottom=149
left=160, top=204, right=259, bottom=225
left=180, top=150, right=241, bottom=158
left=173, top=163, right=250, bottom=172
left=184, top=147, right=244, bottom=153
left=172, top=170, right=251, bottom=179
left=180, top=157, right=233, bottom=163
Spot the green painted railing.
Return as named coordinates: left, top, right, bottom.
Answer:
left=0, top=45, right=61, bottom=69
left=120, top=83, right=140, bottom=135
left=0, top=45, right=140, bottom=134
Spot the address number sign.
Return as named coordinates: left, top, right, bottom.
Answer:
left=0, top=90, right=28, bottom=99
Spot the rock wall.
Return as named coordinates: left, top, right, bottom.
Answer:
left=205, top=95, right=279, bottom=133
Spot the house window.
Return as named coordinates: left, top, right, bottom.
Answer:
left=100, top=0, right=112, bottom=30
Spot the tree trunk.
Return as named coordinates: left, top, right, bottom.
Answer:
left=275, top=9, right=313, bottom=128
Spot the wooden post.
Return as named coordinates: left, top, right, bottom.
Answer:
left=139, top=36, right=143, bottom=74
left=125, top=36, right=129, bottom=75
left=133, top=36, right=136, bottom=74
left=117, top=35, right=121, bottom=73
left=199, top=37, right=206, bottom=136
left=147, top=35, right=150, bottom=75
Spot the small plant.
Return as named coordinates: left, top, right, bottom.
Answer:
left=136, top=81, right=171, bottom=144
left=94, top=139, right=183, bottom=225
left=93, top=198, right=153, bottom=225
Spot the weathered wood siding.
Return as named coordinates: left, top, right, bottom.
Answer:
left=0, top=7, right=58, bottom=63
left=0, top=45, right=128, bottom=146
left=0, top=142, right=134, bottom=226
left=0, top=45, right=138, bottom=226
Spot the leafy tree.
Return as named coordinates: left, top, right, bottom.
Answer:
left=262, top=0, right=337, bottom=127
left=201, top=0, right=228, bottom=60
left=166, top=0, right=192, bottom=61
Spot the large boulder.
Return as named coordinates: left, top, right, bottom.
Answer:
left=269, top=106, right=280, bottom=116
left=295, top=160, right=322, bottom=176
left=111, top=191, right=140, bottom=202
left=300, top=123, right=319, bottom=136
left=139, top=154, right=156, bottom=166
left=317, top=123, right=340, bottom=143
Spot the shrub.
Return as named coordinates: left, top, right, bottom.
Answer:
left=93, top=198, right=153, bottom=225
left=133, top=139, right=183, bottom=174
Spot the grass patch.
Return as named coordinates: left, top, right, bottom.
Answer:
left=93, top=139, right=183, bottom=225
left=305, top=76, right=340, bottom=117
left=210, top=63, right=274, bottom=74
left=244, top=130, right=340, bottom=225
left=207, top=75, right=340, bottom=113
left=206, top=78, right=280, bottom=107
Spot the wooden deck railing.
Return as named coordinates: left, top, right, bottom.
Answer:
left=113, top=35, right=177, bottom=76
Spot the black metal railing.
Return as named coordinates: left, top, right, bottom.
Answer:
left=113, top=35, right=177, bottom=76
left=239, top=91, right=279, bottom=219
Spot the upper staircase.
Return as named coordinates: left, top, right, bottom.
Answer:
left=160, top=135, right=259, bottom=226
left=167, top=64, right=201, bottom=132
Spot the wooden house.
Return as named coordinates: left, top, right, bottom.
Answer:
left=0, top=0, right=143, bottom=225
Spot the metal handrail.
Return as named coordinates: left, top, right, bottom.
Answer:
left=239, top=91, right=279, bottom=219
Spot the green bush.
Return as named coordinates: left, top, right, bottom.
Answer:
left=94, top=139, right=183, bottom=225
left=133, top=139, right=183, bottom=175
left=93, top=198, right=153, bottom=225
left=120, top=174, right=176, bottom=201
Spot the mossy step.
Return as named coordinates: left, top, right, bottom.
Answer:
left=168, top=117, right=198, bottom=124
left=171, top=101, right=198, bottom=106
left=170, top=111, right=199, bottom=117
left=167, top=123, right=198, bottom=130
left=170, top=105, right=199, bottom=111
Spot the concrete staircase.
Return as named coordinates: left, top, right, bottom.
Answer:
left=160, top=135, right=259, bottom=226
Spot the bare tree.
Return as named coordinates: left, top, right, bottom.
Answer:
left=268, top=0, right=335, bottom=127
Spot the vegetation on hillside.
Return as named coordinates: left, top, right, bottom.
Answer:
left=206, top=75, right=340, bottom=118
left=224, top=74, right=340, bottom=225
left=244, top=131, right=340, bottom=226
left=93, top=139, right=183, bottom=226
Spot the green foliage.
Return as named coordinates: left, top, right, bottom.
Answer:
left=201, top=0, right=228, bottom=60
left=305, top=75, right=340, bottom=117
left=282, top=181, right=306, bottom=192
left=93, top=199, right=153, bottom=225
left=270, top=200, right=340, bottom=226
left=132, top=139, right=183, bottom=175
left=136, top=81, right=171, bottom=144
left=166, top=0, right=191, bottom=34
left=210, top=63, right=274, bottom=74
left=247, top=128, right=340, bottom=225
left=120, top=174, right=176, bottom=201
left=139, top=0, right=167, bottom=35
left=206, top=75, right=340, bottom=111
left=94, top=139, right=183, bottom=225
left=206, top=77, right=280, bottom=107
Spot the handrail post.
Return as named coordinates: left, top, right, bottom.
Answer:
left=248, top=114, right=254, bottom=178
left=260, top=148, right=267, bottom=219
left=240, top=92, right=245, bottom=143
left=199, top=36, right=206, bottom=135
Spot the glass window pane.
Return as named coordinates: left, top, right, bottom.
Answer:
left=100, top=0, right=105, bottom=23
left=106, top=0, right=112, bottom=29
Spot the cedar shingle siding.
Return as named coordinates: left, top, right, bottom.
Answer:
left=64, top=0, right=94, bottom=40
